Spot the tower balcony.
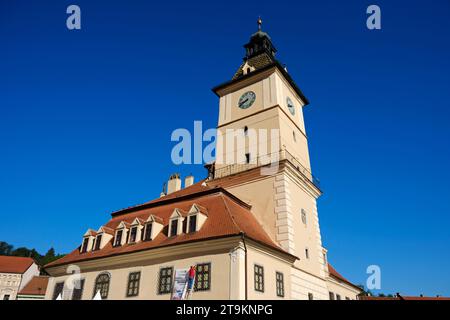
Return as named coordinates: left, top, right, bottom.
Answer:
left=213, top=149, right=321, bottom=190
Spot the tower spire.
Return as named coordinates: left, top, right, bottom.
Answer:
left=257, top=16, right=262, bottom=31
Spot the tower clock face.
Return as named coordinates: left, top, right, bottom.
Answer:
left=238, top=91, right=256, bottom=109
left=287, top=97, right=296, bottom=116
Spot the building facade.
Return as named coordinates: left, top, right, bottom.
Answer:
left=44, top=21, right=362, bottom=300
left=0, top=256, right=40, bottom=300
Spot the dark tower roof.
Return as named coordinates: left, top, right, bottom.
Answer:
left=213, top=18, right=309, bottom=105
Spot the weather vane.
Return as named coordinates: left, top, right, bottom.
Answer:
left=257, top=16, right=262, bottom=30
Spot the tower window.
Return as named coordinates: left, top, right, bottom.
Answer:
left=245, top=153, right=251, bottom=164
left=305, top=248, right=309, bottom=259
left=246, top=67, right=251, bottom=74
left=301, top=209, right=307, bottom=225
left=244, top=126, right=248, bottom=136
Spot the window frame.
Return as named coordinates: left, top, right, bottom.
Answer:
left=158, top=267, right=173, bottom=295
left=81, top=237, right=89, bottom=253
left=53, top=282, right=64, bottom=300
left=126, top=271, right=141, bottom=298
left=93, top=273, right=111, bottom=299
left=94, top=235, right=102, bottom=251
left=114, top=229, right=123, bottom=247
left=275, top=271, right=284, bottom=297
left=72, top=279, right=85, bottom=300
left=169, top=219, right=178, bottom=237
left=129, top=226, right=138, bottom=243
left=301, top=209, right=307, bottom=225
left=254, top=264, right=264, bottom=293
left=188, top=214, right=197, bottom=233
left=144, top=223, right=152, bottom=241
left=194, top=263, right=211, bottom=292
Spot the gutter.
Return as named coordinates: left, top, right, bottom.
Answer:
left=240, top=232, right=248, bottom=300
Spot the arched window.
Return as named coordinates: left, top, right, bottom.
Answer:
left=93, top=273, right=110, bottom=299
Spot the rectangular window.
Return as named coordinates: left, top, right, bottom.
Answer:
left=329, top=292, right=335, bottom=300
left=144, top=223, right=152, bottom=241
left=276, top=272, right=284, bottom=297
left=129, top=227, right=137, bottom=243
left=72, top=279, right=85, bottom=300
left=301, top=209, right=307, bottom=225
left=53, top=282, right=64, bottom=300
left=81, top=238, right=89, bottom=253
left=336, top=294, right=341, bottom=300
left=195, top=263, right=211, bottom=291
left=245, top=153, right=251, bottom=164
left=158, top=267, right=173, bottom=294
left=170, top=219, right=178, bottom=237
left=308, top=293, right=314, bottom=300
left=254, top=265, right=264, bottom=292
left=188, top=215, right=197, bottom=233
left=94, top=235, right=102, bottom=250
left=114, top=230, right=123, bottom=247
left=127, top=272, right=141, bottom=297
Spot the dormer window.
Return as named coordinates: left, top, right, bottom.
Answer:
left=187, top=204, right=208, bottom=233
left=168, top=209, right=185, bottom=237
left=81, top=238, right=89, bottom=253
left=143, top=215, right=163, bottom=241
left=144, top=223, right=152, bottom=241
left=188, top=214, right=197, bottom=233
left=170, top=219, right=178, bottom=237
left=94, top=235, right=102, bottom=251
left=114, top=230, right=123, bottom=247
left=129, top=227, right=137, bottom=243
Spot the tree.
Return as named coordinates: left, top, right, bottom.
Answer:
left=0, top=241, right=14, bottom=255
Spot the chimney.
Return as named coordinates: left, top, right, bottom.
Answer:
left=185, top=175, right=194, bottom=188
left=167, top=173, right=181, bottom=194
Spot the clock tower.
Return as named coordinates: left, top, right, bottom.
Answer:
left=210, top=19, right=330, bottom=300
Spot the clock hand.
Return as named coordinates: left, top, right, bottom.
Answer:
left=239, top=98, right=249, bottom=107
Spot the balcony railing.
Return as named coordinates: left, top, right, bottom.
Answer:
left=213, top=149, right=321, bottom=190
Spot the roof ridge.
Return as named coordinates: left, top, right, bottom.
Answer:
left=220, top=193, right=243, bottom=235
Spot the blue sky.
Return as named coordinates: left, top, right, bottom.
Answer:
left=1, top=0, right=449, bottom=296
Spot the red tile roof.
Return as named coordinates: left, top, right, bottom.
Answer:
left=45, top=187, right=295, bottom=269
left=0, top=256, right=35, bottom=274
left=18, top=276, right=49, bottom=296
left=328, top=263, right=362, bottom=292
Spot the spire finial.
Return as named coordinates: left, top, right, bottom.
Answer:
left=257, top=16, right=262, bottom=31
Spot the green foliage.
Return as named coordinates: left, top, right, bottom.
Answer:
left=0, top=241, right=65, bottom=269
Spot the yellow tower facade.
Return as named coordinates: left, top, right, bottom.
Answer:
left=210, top=22, right=330, bottom=299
